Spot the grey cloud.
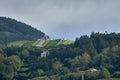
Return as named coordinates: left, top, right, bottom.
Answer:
left=0, top=0, right=120, bottom=39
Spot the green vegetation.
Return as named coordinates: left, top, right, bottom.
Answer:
left=98, top=78, right=120, bottom=80
left=1, top=30, right=120, bottom=80
left=42, top=39, right=74, bottom=48
left=32, top=39, right=73, bottom=48
left=7, top=41, right=29, bottom=47
left=57, top=39, right=74, bottom=45
left=1, top=17, right=120, bottom=80
left=0, top=17, right=45, bottom=45
left=32, top=39, right=40, bottom=46
left=43, top=39, right=61, bottom=47
left=0, top=31, right=12, bottom=36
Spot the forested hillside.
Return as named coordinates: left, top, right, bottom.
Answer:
left=0, top=32, right=120, bottom=80
left=0, top=17, right=45, bottom=44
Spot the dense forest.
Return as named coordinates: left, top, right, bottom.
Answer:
left=0, top=32, right=120, bottom=80
left=0, top=17, right=45, bottom=45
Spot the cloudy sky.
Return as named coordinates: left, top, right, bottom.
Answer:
left=0, top=0, right=120, bottom=39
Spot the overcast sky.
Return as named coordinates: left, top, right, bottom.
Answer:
left=0, top=0, right=120, bottom=40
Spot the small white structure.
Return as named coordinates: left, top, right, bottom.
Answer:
left=41, top=51, right=50, bottom=57
left=87, top=68, right=99, bottom=72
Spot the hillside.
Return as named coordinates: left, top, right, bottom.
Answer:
left=0, top=17, right=45, bottom=44
left=32, top=39, right=74, bottom=48
left=1, top=32, right=120, bottom=80
left=43, top=39, right=74, bottom=48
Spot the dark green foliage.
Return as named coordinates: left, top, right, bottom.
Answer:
left=85, top=72, right=100, bottom=80
left=113, top=72, right=120, bottom=78
left=99, top=67, right=110, bottom=79
left=1, top=32, right=120, bottom=80
left=74, top=35, right=97, bottom=57
left=0, top=17, right=45, bottom=45
left=90, top=32, right=120, bottom=52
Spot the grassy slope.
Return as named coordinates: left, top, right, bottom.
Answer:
left=7, top=41, right=30, bottom=47
left=43, top=39, right=60, bottom=47
left=32, top=39, right=40, bottom=46
left=42, top=39, right=74, bottom=48
left=6, top=39, right=74, bottom=48
left=57, top=40, right=74, bottom=45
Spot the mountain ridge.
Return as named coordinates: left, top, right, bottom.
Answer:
left=0, top=17, right=45, bottom=44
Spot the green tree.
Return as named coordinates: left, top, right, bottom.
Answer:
left=69, top=56, right=82, bottom=70
left=0, top=50, right=5, bottom=61
left=52, top=61, right=63, bottom=73
left=74, top=35, right=97, bottom=57
left=7, top=55, right=22, bottom=71
left=21, top=49, right=30, bottom=59
left=69, top=53, right=91, bottom=70
left=99, top=67, right=110, bottom=79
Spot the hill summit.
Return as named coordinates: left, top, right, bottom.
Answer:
left=0, top=17, right=45, bottom=44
